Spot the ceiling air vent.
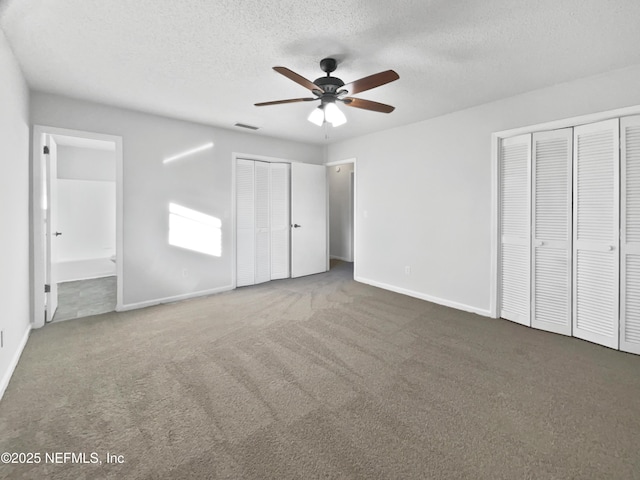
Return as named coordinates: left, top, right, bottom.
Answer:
left=234, top=123, right=259, bottom=130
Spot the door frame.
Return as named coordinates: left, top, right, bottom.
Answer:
left=31, top=125, right=124, bottom=328
left=491, top=104, right=640, bottom=319
left=325, top=158, right=357, bottom=276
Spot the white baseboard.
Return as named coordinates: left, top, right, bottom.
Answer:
left=117, top=284, right=235, bottom=312
left=354, top=276, right=491, bottom=317
left=0, top=325, right=31, bottom=401
left=330, top=255, right=353, bottom=262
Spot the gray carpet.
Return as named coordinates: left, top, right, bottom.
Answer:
left=1, top=261, right=639, bottom=479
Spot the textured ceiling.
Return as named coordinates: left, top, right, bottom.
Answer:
left=2, top=0, right=640, bottom=145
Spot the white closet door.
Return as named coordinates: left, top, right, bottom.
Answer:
left=531, top=129, right=573, bottom=335
left=236, top=159, right=255, bottom=287
left=254, top=161, right=271, bottom=284
left=270, top=163, right=290, bottom=280
left=573, top=119, right=620, bottom=349
left=621, top=115, right=640, bottom=354
left=500, top=134, right=531, bottom=326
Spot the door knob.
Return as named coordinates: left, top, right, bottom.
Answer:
left=54, top=232, right=62, bottom=237
left=292, top=224, right=301, bottom=228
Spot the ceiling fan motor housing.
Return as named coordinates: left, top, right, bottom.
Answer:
left=315, top=58, right=344, bottom=95
left=314, top=75, right=344, bottom=94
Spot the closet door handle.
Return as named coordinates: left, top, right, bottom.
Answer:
left=535, top=240, right=544, bottom=247
left=292, top=224, right=301, bottom=228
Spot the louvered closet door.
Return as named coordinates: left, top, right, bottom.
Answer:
left=500, top=134, right=531, bottom=326
left=621, top=115, right=640, bottom=354
left=573, top=119, right=620, bottom=349
left=270, top=163, right=290, bottom=280
left=236, top=159, right=255, bottom=287
left=531, top=129, right=573, bottom=336
left=254, top=161, right=271, bottom=284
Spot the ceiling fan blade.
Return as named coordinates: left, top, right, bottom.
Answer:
left=273, top=66, right=323, bottom=92
left=342, top=97, right=395, bottom=113
left=343, top=70, right=399, bottom=95
left=255, top=97, right=317, bottom=106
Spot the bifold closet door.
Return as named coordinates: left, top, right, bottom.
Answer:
left=531, top=129, right=573, bottom=335
left=621, top=115, right=640, bottom=354
left=500, top=134, right=531, bottom=326
left=237, top=160, right=291, bottom=287
left=236, top=159, right=256, bottom=287
left=254, top=161, right=271, bottom=284
left=573, top=119, right=620, bottom=349
left=270, top=163, right=290, bottom=280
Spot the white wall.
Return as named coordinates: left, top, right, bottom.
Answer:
left=0, top=30, right=30, bottom=398
left=327, top=64, right=640, bottom=315
left=329, top=163, right=354, bottom=261
left=56, top=180, right=116, bottom=262
left=56, top=146, right=116, bottom=265
left=31, top=92, right=324, bottom=308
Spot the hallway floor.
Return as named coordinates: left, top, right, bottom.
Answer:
left=52, top=276, right=116, bottom=322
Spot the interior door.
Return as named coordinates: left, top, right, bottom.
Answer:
left=349, top=170, right=355, bottom=262
left=254, top=161, right=271, bottom=284
left=531, top=128, right=573, bottom=336
left=236, top=159, right=256, bottom=287
left=499, top=134, right=531, bottom=326
left=45, top=136, right=59, bottom=321
left=291, top=162, right=327, bottom=278
left=573, top=119, right=620, bottom=349
left=620, top=115, right=640, bottom=354
left=270, top=163, right=290, bottom=280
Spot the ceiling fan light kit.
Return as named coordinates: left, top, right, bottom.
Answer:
left=308, top=101, right=347, bottom=127
left=324, top=102, right=347, bottom=126
left=256, top=58, right=399, bottom=128
left=307, top=105, right=325, bottom=126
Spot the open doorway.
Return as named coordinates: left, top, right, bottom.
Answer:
left=327, top=158, right=356, bottom=275
left=52, top=137, right=117, bottom=321
left=32, top=126, right=123, bottom=328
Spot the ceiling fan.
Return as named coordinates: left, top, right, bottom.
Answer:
left=255, top=58, right=399, bottom=127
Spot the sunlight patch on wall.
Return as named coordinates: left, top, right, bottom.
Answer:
left=168, top=203, right=221, bottom=257
left=163, top=142, right=214, bottom=164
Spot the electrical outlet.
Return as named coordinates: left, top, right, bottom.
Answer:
left=405, top=266, right=411, bottom=275
left=182, top=268, right=188, bottom=278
